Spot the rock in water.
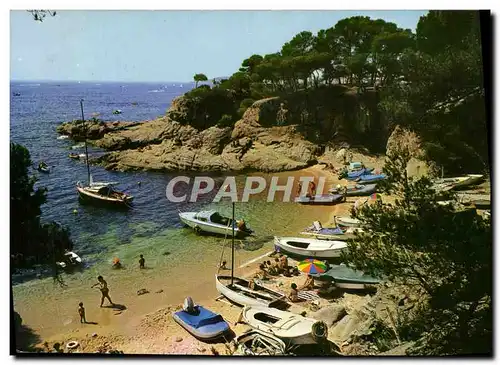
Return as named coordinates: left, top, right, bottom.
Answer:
left=137, top=288, right=149, bottom=296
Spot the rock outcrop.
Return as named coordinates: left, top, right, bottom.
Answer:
left=59, top=97, right=322, bottom=173
left=386, top=125, right=434, bottom=178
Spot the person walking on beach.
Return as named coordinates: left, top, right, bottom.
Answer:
left=78, top=302, right=87, bottom=323
left=91, top=276, right=114, bottom=307
left=310, top=180, right=317, bottom=197
left=139, top=254, right=145, bottom=269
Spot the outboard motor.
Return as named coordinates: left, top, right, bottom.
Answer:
left=183, top=296, right=195, bottom=313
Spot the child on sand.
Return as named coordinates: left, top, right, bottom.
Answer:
left=139, top=254, right=145, bottom=269
left=78, top=302, right=86, bottom=323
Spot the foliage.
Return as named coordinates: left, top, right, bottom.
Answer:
left=27, top=10, right=56, bottom=22
left=193, top=73, right=208, bottom=88
left=341, top=147, right=492, bottom=355
left=10, top=143, right=73, bottom=278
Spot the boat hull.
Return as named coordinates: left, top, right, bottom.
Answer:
left=77, top=186, right=132, bottom=207
left=334, top=216, right=361, bottom=228
left=242, top=306, right=324, bottom=345
left=297, top=194, right=344, bottom=205
left=215, top=275, right=286, bottom=308
left=172, top=306, right=230, bottom=341
left=179, top=214, right=250, bottom=237
left=274, top=237, right=346, bottom=259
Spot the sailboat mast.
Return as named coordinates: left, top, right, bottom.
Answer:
left=231, top=201, right=235, bottom=286
left=80, top=99, right=91, bottom=185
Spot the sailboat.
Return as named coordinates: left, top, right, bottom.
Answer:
left=75, top=100, right=133, bottom=207
left=215, top=203, right=287, bottom=308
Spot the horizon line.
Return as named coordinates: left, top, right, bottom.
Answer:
left=10, top=79, right=200, bottom=84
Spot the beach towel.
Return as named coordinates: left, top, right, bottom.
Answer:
left=298, top=291, right=321, bottom=301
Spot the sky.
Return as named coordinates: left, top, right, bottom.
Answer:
left=10, top=10, right=428, bottom=82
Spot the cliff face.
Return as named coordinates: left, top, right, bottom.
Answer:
left=59, top=97, right=322, bottom=172
left=386, top=125, right=435, bottom=178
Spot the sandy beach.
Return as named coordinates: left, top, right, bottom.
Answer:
left=14, top=157, right=387, bottom=354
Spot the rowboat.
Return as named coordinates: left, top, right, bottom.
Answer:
left=433, top=174, right=484, bottom=192
left=179, top=210, right=253, bottom=237
left=172, top=297, right=230, bottom=340
left=296, top=194, right=345, bottom=205
left=241, top=306, right=328, bottom=345
left=312, top=264, right=380, bottom=290
left=215, top=275, right=287, bottom=308
left=329, top=183, right=377, bottom=196
left=334, top=216, right=362, bottom=228
left=232, top=329, right=287, bottom=356
left=274, top=236, right=347, bottom=259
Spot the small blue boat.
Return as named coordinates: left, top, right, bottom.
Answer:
left=356, top=174, right=386, bottom=184
left=329, top=183, right=377, bottom=196
left=346, top=167, right=374, bottom=180
left=173, top=298, right=230, bottom=341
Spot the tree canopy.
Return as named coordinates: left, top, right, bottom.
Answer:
left=341, top=147, right=492, bottom=355
left=10, top=143, right=73, bottom=277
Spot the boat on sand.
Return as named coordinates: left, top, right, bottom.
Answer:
left=274, top=236, right=347, bottom=259
left=241, top=306, right=328, bottom=345
left=300, top=221, right=362, bottom=240
left=296, top=194, right=345, bottom=205
left=312, top=264, right=380, bottom=290
left=172, top=297, right=230, bottom=341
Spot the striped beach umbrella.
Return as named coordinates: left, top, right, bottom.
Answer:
left=297, top=259, right=328, bottom=275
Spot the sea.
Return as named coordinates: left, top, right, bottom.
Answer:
left=10, top=82, right=334, bottom=337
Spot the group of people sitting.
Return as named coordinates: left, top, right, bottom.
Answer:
left=287, top=275, right=316, bottom=302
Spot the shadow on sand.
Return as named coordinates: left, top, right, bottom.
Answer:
left=14, top=324, right=41, bottom=353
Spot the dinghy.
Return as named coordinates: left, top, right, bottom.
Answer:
left=334, top=216, right=362, bottom=228
left=300, top=221, right=362, bottom=240
left=312, top=264, right=380, bottom=290
left=296, top=194, right=345, bottom=205
left=329, top=183, right=377, bottom=196
left=274, top=237, right=347, bottom=259
left=179, top=210, right=253, bottom=237
left=172, top=297, right=230, bottom=341
left=216, top=275, right=287, bottom=308
left=233, top=329, right=287, bottom=356
left=37, top=162, right=50, bottom=173
left=241, top=306, right=328, bottom=345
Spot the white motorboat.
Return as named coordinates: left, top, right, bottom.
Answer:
left=334, top=216, right=362, bottom=228
left=179, top=210, right=253, bottom=237
left=241, top=306, right=328, bottom=345
left=274, top=237, right=347, bottom=259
